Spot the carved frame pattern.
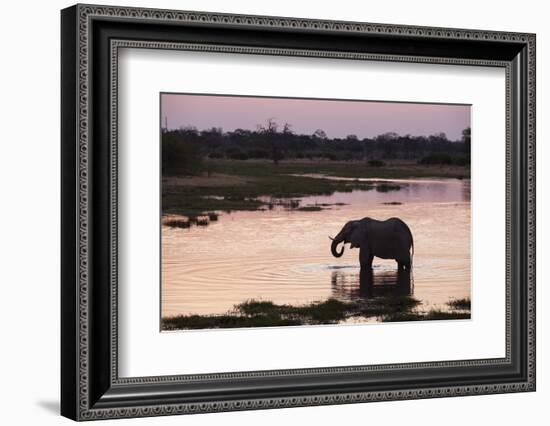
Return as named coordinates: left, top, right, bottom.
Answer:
left=61, top=4, right=536, bottom=421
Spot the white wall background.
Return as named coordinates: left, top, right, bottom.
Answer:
left=0, top=0, right=546, bottom=424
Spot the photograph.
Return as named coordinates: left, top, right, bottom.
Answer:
left=58, top=4, right=536, bottom=420
left=160, top=93, right=472, bottom=330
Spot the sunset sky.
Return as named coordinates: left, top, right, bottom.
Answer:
left=161, top=93, right=471, bottom=141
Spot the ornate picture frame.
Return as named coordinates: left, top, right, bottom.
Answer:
left=61, top=4, right=535, bottom=421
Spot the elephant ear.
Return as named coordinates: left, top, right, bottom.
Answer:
left=349, top=222, right=366, bottom=248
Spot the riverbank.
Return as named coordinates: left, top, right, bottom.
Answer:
left=162, top=159, right=469, bottom=218
left=161, top=297, right=471, bottom=330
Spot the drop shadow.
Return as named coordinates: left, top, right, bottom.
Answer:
left=35, top=400, right=59, bottom=415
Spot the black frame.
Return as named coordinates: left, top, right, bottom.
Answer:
left=61, top=4, right=536, bottom=421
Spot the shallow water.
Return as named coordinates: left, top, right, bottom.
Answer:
left=161, top=177, right=470, bottom=320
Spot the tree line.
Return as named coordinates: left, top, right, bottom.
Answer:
left=162, top=120, right=471, bottom=175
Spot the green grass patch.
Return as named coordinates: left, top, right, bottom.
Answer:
left=296, top=206, right=324, bottom=212
left=161, top=296, right=424, bottom=330
left=162, top=160, right=469, bottom=216
left=162, top=294, right=472, bottom=330
left=382, top=308, right=471, bottom=322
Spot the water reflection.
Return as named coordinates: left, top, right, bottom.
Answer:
left=331, top=269, right=414, bottom=301
left=162, top=178, right=470, bottom=318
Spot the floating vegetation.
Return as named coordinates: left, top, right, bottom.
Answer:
left=297, top=206, right=323, bottom=212
left=164, top=218, right=191, bottom=229
left=376, top=183, right=401, bottom=192
left=290, top=199, right=300, bottom=208
left=163, top=214, right=214, bottom=229
left=194, top=217, right=209, bottom=226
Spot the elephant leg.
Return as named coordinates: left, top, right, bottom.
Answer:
left=397, top=259, right=410, bottom=271
left=359, top=249, right=373, bottom=270
left=399, top=257, right=411, bottom=271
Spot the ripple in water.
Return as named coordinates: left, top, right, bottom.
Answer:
left=162, top=178, right=470, bottom=319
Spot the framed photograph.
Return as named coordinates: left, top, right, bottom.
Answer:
left=61, top=4, right=536, bottom=421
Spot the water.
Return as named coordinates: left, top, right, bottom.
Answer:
left=162, top=177, right=470, bottom=320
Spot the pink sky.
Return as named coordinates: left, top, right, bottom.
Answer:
left=161, top=93, right=470, bottom=141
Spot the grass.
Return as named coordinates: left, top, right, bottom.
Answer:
left=161, top=296, right=422, bottom=330
left=296, top=206, right=324, bottom=212
left=375, top=183, right=401, bottom=192
left=164, top=218, right=191, bottom=228
left=382, top=310, right=471, bottom=322
left=206, top=160, right=469, bottom=180
left=162, top=158, right=469, bottom=219
left=165, top=159, right=467, bottom=216
left=162, top=293, right=473, bottom=330
left=447, top=297, right=471, bottom=310
left=382, top=298, right=471, bottom=322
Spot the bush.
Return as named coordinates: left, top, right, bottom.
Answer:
left=453, top=156, right=470, bottom=166
left=418, top=154, right=470, bottom=166
left=208, top=151, right=224, bottom=159
left=248, top=149, right=270, bottom=159
left=162, top=133, right=203, bottom=176
left=323, top=152, right=338, bottom=161
left=418, top=154, right=453, bottom=165
left=225, top=148, right=249, bottom=160
left=228, top=151, right=249, bottom=160
left=368, top=160, right=386, bottom=167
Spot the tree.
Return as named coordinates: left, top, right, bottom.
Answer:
left=313, top=129, right=327, bottom=141
left=162, top=131, right=203, bottom=176
left=258, top=118, right=283, bottom=165
left=462, top=127, right=471, bottom=156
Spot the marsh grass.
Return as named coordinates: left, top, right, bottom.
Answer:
left=164, top=218, right=191, bottom=228
left=382, top=298, right=472, bottom=322
left=447, top=298, right=471, bottom=310
left=382, top=310, right=471, bottom=322
left=161, top=161, right=413, bottom=216
left=161, top=294, right=473, bottom=330
left=195, top=217, right=209, bottom=226
left=161, top=296, right=422, bottom=330
left=297, top=206, right=324, bottom=212
left=375, top=183, right=401, bottom=192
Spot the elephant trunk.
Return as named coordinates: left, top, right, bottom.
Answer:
left=331, top=236, right=345, bottom=258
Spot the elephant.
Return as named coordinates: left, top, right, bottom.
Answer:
left=330, top=217, right=414, bottom=271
